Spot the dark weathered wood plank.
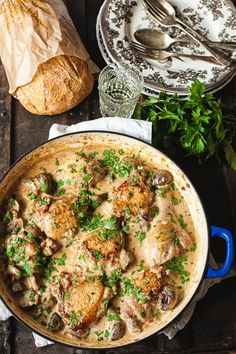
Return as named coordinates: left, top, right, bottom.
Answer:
left=66, top=0, right=87, bottom=42
left=0, top=62, right=11, bottom=179
left=12, top=100, right=68, bottom=161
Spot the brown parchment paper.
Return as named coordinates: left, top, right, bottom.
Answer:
left=0, top=0, right=99, bottom=94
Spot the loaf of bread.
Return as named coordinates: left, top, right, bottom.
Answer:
left=15, top=55, right=94, bottom=116
left=0, top=0, right=98, bottom=115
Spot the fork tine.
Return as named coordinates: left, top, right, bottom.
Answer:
left=145, top=0, right=167, bottom=17
left=143, top=0, right=165, bottom=22
left=130, top=41, right=161, bottom=59
left=143, top=0, right=166, bottom=21
left=130, top=42, right=147, bottom=54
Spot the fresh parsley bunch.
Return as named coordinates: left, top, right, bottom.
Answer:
left=134, top=80, right=236, bottom=169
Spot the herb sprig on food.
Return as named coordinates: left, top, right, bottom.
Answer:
left=134, top=80, right=236, bottom=169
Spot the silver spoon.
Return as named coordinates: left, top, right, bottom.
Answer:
left=141, top=0, right=231, bottom=66
left=134, top=28, right=236, bottom=52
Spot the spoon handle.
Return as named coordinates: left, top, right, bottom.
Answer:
left=208, top=42, right=236, bottom=51
left=175, top=19, right=231, bottom=66
left=177, top=38, right=236, bottom=51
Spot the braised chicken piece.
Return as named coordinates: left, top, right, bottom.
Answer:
left=113, top=175, right=154, bottom=220
left=80, top=230, right=123, bottom=260
left=144, top=184, right=193, bottom=268
left=40, top=198, right=78, bottom=241
left=52, top=274, right=108, bottom=336
left=76, top=228, right=132, bottom=275
left=133, top=269, right=162, bottom=294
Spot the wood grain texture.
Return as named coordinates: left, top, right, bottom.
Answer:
left=0, top=62, right=11, bottom=180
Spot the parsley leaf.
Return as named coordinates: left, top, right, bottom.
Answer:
left=100, top=149, right=133, bottom=177
left=134, top=79, right=236, bottom=169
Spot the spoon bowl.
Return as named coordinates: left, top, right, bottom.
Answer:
left=141, top=0, right=231, bottom=65
left=134, top=28, right=236, bottom=52
left=134, top=28, right=184, bottom=50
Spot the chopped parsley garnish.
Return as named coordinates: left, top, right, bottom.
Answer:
left=167, top=212, right=177, bottom=224
left=107, top=312, right=121, bottom=321
left=28, top=192, right=37, bottom=201
left=87, top=276, right=95, bottom=282
left=65, top=291, right=71, bottom=299
left=168, top=183, right=176, bottom=191
left=118, top=149, right=125, bottom=155
left=100, top=149, right=133, bottom=178
left=151, top=206, right=159, bottom=217
left=94, top=249, right=103, bottom=261
left=70, top=312, right=78, bottom=326
left=172, top=197, right=182, bottom=205
left=29, top=292, right=36, bottom=302
left=140, top=311, right=146, bottom=318
left=165, top=256, right=190, bottom=284
left=104, top=329, right=110, bottom=338
left=52, top=222, right=59, bottom=229
left=131, top=175, right=140, bottom=185
left=2, top=211, right=13, bottom=223
left=38, top=198, right=46, bottom=206
left=40, top=183, right=49, bottom=192
left=190, top=242, right=197, bottom=252
left=95, top=330, right=104, bottom=341
left=57, top=253, right=67, bottom=266
left=22, top=262, right=32, bottom=277
left=82, top=214, right=118, bottom=233
left=55, top=158, right=60, bottom=166
left=103, top=299, right=109, bottom=309
left=56, top=179, right=64, bottom=187
left=178, top=214, right=188, bottom=229
left=8, top=198, right=16, bottom=207
left=134, top=231, right=146, bottom=244
left=108, top=269, right=122, bottom=288
left=157, top=187, right=166, bottom=198
left=137, top=259, right=145, bottom=272
left=83, top=173, right=93, bottom=183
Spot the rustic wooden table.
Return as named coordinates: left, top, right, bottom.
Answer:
left=0, top=1, right=236, bottom=353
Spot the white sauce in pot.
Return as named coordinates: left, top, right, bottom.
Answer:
left=0, top=145, right=197, bottom=345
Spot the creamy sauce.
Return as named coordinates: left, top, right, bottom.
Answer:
left=0, top=146, right=197, bottom=344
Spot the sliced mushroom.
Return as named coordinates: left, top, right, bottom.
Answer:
left=152, top=170, right=173, bottom=186
left=47, top=313, right=64, bottom=332
left=11, top=280, right=24, bottom=293
left=159, top=285, right=177, bottom=311
left=108, top=320, right=125, bottom=341
left=127, top=318, right=142, bottom=333
left=35, top=173, right=53, bottom=194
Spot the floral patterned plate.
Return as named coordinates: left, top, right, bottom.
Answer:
left=97, top=0, right=236, bottom=96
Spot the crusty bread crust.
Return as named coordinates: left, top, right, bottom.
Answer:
left=15, top=55, right=94, bottom=115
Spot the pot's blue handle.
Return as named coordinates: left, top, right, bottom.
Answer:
left=206, top=225, right=234, bottom=279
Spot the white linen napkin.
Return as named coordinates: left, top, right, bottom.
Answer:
left=0, top=117, right=233, bottom=346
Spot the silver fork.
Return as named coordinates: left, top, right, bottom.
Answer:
left=130, top=40, right=222, bottom=65
left=141, top=0, right=231, bottom=66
